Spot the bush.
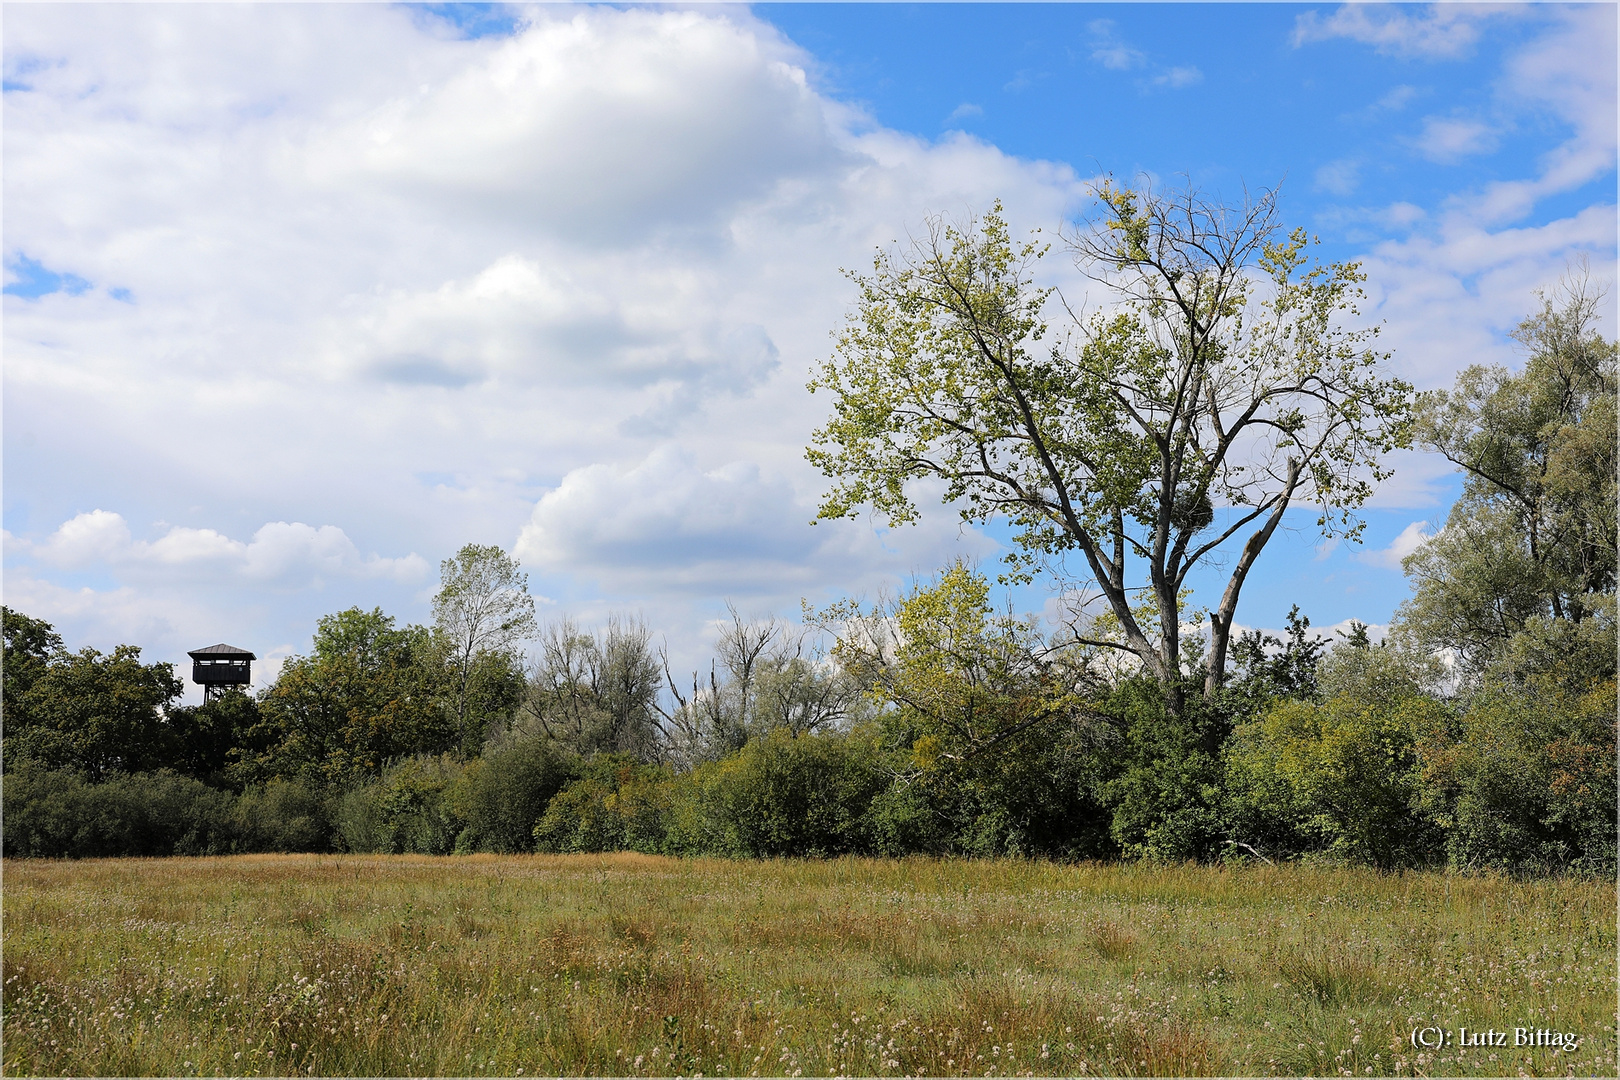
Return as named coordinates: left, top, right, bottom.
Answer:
left=1102, top=679, right=1229, bottom=862
left=533, top=754, right=673, bottom=854
left=2, top=764, right=235, bottom=858
left=681, top=730, right=889, bottom=857
left=332, top=755, right=468, bottom=855
left=1419, top=678, right=1616, bottom=875
left=333, top=781, right=390, bottom=854
left=1224, top=694, right=1448, bottom=869
left=862, top=777, right=950, bottom=857
left=460, top=739, right=579, bottom=853
left=231, top=778, right=332, bottom=853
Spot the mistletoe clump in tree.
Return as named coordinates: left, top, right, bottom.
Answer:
left=808, top=181, right=1414, bottom=711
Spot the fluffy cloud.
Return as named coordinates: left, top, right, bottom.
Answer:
left=20, top=511, right=427, bottom=587
left=1357, top=202, right=1616, bottom=394
left=2, top=3, right=1611, bottom=672
left=1355, top=521, right=1433, bottom=570
left=516, top=446, right=814, bottom=588
left=306, top=10, right=843, bottom=244
left=515, top=445, right=996, bottom=601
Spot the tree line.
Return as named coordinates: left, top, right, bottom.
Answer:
left=3, top=182, right=1613, bottom=873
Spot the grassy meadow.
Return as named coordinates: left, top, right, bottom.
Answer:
left=2, top=854, right=1613, bottom=1078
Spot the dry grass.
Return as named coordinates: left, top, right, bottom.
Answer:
left=2, top=854, right=1613, bottom=1077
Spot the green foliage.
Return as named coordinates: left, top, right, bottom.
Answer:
left=434, top=544, right=537, bottom=756
left=460, top=739, right=580, bottom=853
left=163, top=690, right=263, bottom=785
left=822, top=562, right=1116, bottom=858
left=1101, top=678, right=1229, bottom=862
left=663, top=608, right=868, bottom=770
left=1418, top=677, right=1616, bottom=876
left=1315, top=635, right=1438, bottom=709
left=520, top=617, right=665, bottom=762
left=1225, top=690, right=1447, bottom=869
left=333, top=755, right=469, bottom=855
left=807, top=186, right=1413, bottom=698
left=1, top=763, right=234, bottom=858
left=227, top=778, right=333, bottom=853
left=1405, top=275, right=1617, bottom=675
left=1481, top=610, right=1617, bottom=697
left=1, top=630, right=184, bottom=781
left=254, top=608, right=455, bottom=784
left=0, top=763, right=330, bottom=858
left=826, top=561, right=1094, bottom=768
left=1222, top=606, right=1329, bottom=714
left=532, top=754, right=673, bottom=854
left=683, top=730, right=890, bottom=858
left=2, top=606, right=63, bottom=706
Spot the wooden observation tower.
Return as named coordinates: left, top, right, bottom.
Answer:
left=188, top=643, right=256, bottom=703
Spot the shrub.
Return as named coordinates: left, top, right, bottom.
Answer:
left=862, top=777, right=950, bottom=857
left=2, top=764, right=235, bottom=858
left=1419, top=677, right=1616, bottom=875
left=684, top=730, right=889, bottom=857
left=333, top=781, right=390, bottom=854
left=533, top=754, right=673, bottom=854
left=231, top=778, right=332, bottom=852
left=1225, top=694, right=1447, bottom=869
left=459, top=739, right=578, bottom=853
left=332, top=755, right=468, bottom=855
left=1102, top=679, right=1229, bottom=862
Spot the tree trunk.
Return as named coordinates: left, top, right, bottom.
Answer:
left=1204, top=460, right=1300, bottom=698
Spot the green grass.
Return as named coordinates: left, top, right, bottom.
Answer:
left=3, top=854, right=1613, bottom=1077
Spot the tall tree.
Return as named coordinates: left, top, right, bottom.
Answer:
left=1402, top=273, right=1617, bottom=675
left=808, top=182, right=1413, bottom=709
left=255, top=607, right=452, bottom=783
left=1, top=609, right=183, bottom=781
left=522, top=615, right=663, bottom=761
left=661, top=606, right=862, bottom=766
left=433, top=544, right=537, bottom=755
left=2, top=607, right=64, bottom=723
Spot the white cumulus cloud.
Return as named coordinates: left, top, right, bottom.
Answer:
left=1356, top=521, right=1433, bottom=570
left=23, top=511, right=427, bottom=587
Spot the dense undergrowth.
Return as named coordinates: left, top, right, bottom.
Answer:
left=6, top=662, right=1613, bottom=876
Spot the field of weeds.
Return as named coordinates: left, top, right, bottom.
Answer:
left=3, top=854, right=1613, bottom=1077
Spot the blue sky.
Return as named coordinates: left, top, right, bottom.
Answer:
left=4, top=3, right=1614, bottom=694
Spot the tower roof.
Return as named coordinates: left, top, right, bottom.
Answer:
left=188, top=643, right=257, bottom=661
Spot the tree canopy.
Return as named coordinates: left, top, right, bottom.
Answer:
left=808, top=183, right=1413, bottom=709
left=433, top=543, right=536, bottom=755
left=253, top=607, right=454, bottom=783
left=1402, top=273, right=1617, bottom=676
left=2, top=608, right=184, bottom=781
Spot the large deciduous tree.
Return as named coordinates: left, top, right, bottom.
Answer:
left=660, top=606, right=864, bottom=767
left=255, top=607, right=453, bottom=783
left=433, top=544, right=537, bottom=755
left=1, top=608, right=184, bottom=781
left=520, top=615, right=665, bottom=762
left=1400, top=273, right=1617, bottom=676
left=808, top=183, right=1413, bottom=710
